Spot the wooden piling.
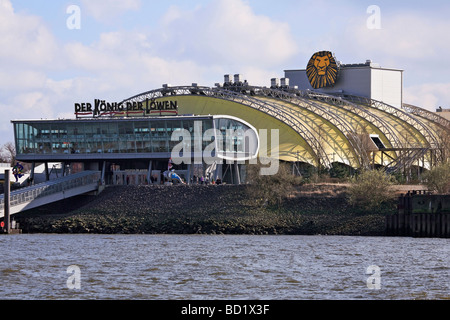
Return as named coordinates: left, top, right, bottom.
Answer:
left=386, top=212, right=450, bottom=238
left=389, top=191, right=450, bottom=238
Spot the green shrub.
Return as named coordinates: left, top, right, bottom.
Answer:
left=422, top=162, right=450, bottom=194
left=347, top=169, right=395, bottom=211
left=246, top=161, right=303, bottom=208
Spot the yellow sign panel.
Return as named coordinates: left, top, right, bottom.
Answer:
left=306, top=51, right=340, bottom=89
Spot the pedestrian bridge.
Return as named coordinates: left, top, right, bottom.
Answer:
left=0, top=171, right=101, bottom=218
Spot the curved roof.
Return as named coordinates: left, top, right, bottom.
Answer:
left=122, top=85, right=450, bottom=171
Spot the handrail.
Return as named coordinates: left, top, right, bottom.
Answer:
left=0, top=171, right=101, bottom=209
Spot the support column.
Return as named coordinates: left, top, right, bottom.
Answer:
left=4, top=170, right=10, bottom=234
left=45, top=162, right=50, bottom=181
left=214, top=163, right=222, bottom=181
left=147, top=160, right=153, bottom=185
left=187, top=164, right=192, bottom=185
left=101, top=161, right=106, bottom=185
left=234, top=162, right=241, bottom=185
left=229, top=164, right=234, bottom=185
left=30, top=162, right=36, bottom=186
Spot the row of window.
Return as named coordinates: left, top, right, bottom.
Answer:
left=14, top=118, right=254, bottom=156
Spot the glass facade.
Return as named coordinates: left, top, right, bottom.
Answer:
left=214, top=117, right=259, bottom=159
left=13, top=116, right=259, bottom=161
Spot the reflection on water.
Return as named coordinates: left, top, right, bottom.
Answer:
left=0, top=234, right=448, bottom=300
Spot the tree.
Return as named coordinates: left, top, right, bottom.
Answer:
left=422, top=162, right=450, bottom=194
left=347, top=169, right=395, bottom=211
left=0, top=142, right=16, bottom=165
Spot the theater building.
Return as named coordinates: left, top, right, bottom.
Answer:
left=12, top=51, right=450, bottom=185
left=12, top=114, right=260, bottom=185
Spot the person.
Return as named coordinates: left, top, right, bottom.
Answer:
left=12, top=162, right=24, bottom=182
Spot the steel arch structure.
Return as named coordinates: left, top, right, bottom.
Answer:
left=121, top=84, right=449, bottom=172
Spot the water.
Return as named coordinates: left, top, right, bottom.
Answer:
left=0, top=234, right=448, bottom=300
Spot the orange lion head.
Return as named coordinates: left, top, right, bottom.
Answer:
left=306, top=51, right=339, bottom=89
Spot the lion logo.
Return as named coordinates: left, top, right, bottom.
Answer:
left=306, top=51, right=340, bottom=89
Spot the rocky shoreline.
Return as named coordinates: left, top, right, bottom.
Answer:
left=14, top=184, right=396, bottom=236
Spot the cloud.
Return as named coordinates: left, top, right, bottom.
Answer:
left=80, top=0, right=141, bottom=22
left=0, top=0, right=59, bottom=68
left=157, top=0, right=299, bottom=78
left=339, top=11, right=450, bottom=80
left=0, top=0, right=62, bottom=143
left=63, top=30, right=211, bottom=93
left=60, top=0, right=300, bottom=89
left=1, top=0, right=447, bottom=148
left=404, top=83, right=450, bottom=112
left=331, top=8, right=450, bottom=112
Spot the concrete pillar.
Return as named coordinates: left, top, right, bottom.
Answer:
left=234, top=162, right=241, bottom=185
left=229, top=164, right=234, bottom=185
left=45, top=162, right=49, bottom=181
left=101, top=161, right=106, bottom=185
left=214, top=163, right=222, bottom=181
left=187, top=164, right=192, bottom=185
left=147, top=161, right=153, bottom=185
left=30, top=162, right=36, bottom=186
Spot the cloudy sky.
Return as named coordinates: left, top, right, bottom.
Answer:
left=1, top=0, right=449, bottom=146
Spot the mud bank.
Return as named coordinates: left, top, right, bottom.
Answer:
left=14, top=184, right=396, bottom=236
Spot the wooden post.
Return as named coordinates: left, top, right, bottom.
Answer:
left=392, top=214, right=398, bottom=235
left=443, top=214, right=447, bottom=238
left=430, top=214, right=434, bottom=236
left=421, top=214, right=426, bottom=237
left=426, top=214, right=431, bottom=237
left=445, top=214, right=450, bottom=238
left=4, top=169, right=11, bottom=234
left=412, top=214, right=420, bottom=237
left=398, top=213, right=405, bottom=236
left=385, top=215, right=392, bottom=236
left=405, top=213, right=411, bottom=237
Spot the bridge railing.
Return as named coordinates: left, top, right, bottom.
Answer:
left=0, top=171, right=101, bottom=210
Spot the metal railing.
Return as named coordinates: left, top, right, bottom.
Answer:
left=0, top=171, right=101, bottom=211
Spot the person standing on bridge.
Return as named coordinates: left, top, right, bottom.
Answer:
left=12, top=162, right=24, bottom=182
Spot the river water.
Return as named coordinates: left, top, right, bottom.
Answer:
left=0, top=234, right=448, bottom=300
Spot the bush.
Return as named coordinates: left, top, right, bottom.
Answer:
left=422, top=162, right=450, bottom=194
left=246, top=161, right=303, bottom=208
left=347, top=169, right=395, bottom=211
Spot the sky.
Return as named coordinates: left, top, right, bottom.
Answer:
left=1, top=0, right=449, bottom=146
